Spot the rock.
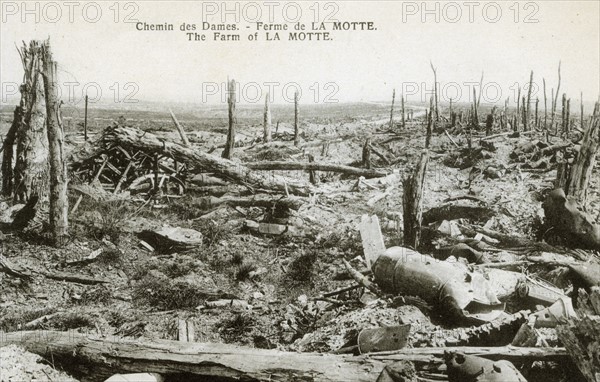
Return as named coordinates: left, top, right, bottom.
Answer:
left=0, top=203, right=25, bottom=224
left=105, top=373, right=164, bottom=382
left=139, top=226, right=203, bottom=252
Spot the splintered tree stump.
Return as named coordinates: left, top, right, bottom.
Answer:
left=362, top=138, right=371, bottom=169
left=41, top=39, right=69, bottom=243
left=557, top=288, right=600, bottom=382
left=566, top=102, right=600, bottom=204
left=402, top=151, right=429, bottom=249
left=542, top=188, right=600, bottom=250
left=12, top=40, right=50, bottom=203
left=222, top=79, right=236, bottom=159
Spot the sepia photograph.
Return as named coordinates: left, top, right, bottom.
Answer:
left=0, top=1, right=599, bottom=381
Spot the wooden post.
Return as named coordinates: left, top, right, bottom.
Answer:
left=169, top=108, right=191, bottom=147
left=561, top=94, right=567, bottom=134
left=525, top=70, right=533, bottom=130
left=222, top=79, right=236, bottom=159
left=362, top=138, right=371, bottom=169
left=83, top=94, right=88, bottom=142
left=41, top=39, right=68, bottom=244
left=263, top=92, right=271, bottom=143
left=430, top=61, right=439, bottom=121
left=401, top=94, right=405, bottom=128
left=294, top=91, right=299, bottom=146
left=402, top=150, right=429, bottom=249
left=153, top=153, right=160, bottom=196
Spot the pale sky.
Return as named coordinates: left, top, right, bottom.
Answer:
left=1, top=1, right=599, bottom=106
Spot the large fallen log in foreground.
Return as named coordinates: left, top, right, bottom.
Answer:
left=247, top=161, right=387, bottom=178
left=0, top=330, right=569, bottom=382
left=99, top=127, right=316, bottom=196
left=0, top=330, right=385, bottom=382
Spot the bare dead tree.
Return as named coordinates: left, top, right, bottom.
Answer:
left=580, top=92, right=584, bottom=131
left=472, top=87, right=479, bottom=127
left=543, top=78, right=548, bottom=130
left=389, top=88, right=395, bottom=129
left=263, top=92, right=271, bottom=143
left=41, top=39, right=68, bottom=244
left=551, top=61, right=561, bottom=131
left=425, top=96, right=433, bottom=148
left=430, top=61, right=439, bottom=121
left=477, top=71, right=484, bottom=108
left=403, top=150, right=429, bottom=249
left=362, top=138, right=371, bottom=169
left=401, top=94, right=405, bottom=128
left=222, top=79, right=236, bottom=159
left=525, top=70, right=533, bottom=130
left=294, top=91, right=299, bottom=146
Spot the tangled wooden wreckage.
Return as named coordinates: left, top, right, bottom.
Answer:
left=2, top=41, right=600, bottom=382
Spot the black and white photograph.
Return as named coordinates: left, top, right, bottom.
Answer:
left=1, top=1, right=599, bottom=381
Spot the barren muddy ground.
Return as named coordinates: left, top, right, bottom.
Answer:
left=1, top=102, right=598, bottom=381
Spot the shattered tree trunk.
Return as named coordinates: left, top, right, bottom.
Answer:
left=389, top=89, right=395, bottom=128
left=12, top=40, right=50, bottom=203
left=169, top=108, right=191, bottom=147
left=566, top=102, right=600, bottom=204
left=222, top=79, right=236, bottom=159
left=362, top=138, right=371, bottom=169
left=263, top=92, right=271, bottom=143
left=525, top=70, right=533, bottom=130
left=430, top=61, right=439, bottom=121
left=100, top=127, right=316, bottom=196
left=294, top=90, right=300, bottom=146
left=472, top=87, right=479, bottom=127
left=41, top=40, right=68, bottom=243
left=247, top=160, right=386, bottom=178
left=402, top=150, right=429, bottom=249
left=0, top=331, right=385, bottom=382
left=1, top=106, right=22, bottom=196
left=401, top=94, right=405, bottom=128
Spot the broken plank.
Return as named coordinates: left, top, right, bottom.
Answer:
left=358, top=215, right=386, bottom=269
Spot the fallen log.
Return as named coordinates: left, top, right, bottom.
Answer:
left=368, top=345, right=568, bottom=365
left=0, top=330, right=386, bottom=382
left=246, top=161, right=387, bottom=178
left=42, top=270, right=110, bottom=285
left=197, top=194, right=304, bottom=211
left=98, top=127, right=316, bottom=196
left=422, top=204, right=495, bottom=225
